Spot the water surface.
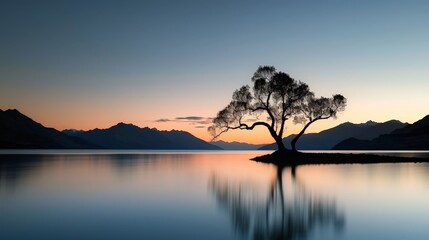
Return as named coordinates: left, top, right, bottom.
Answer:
left=1, top=151, right=429, bottom=240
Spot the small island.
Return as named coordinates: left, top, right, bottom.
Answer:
left=251, top=150, right=428, bottom=167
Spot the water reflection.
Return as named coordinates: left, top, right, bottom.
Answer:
left=0, top=154, right=48, bottom=189
left=209, top=166, right=345, bottom=240
left=0, top=153, right=193, bottom=190
left=1, top=151, right=429, bottom=239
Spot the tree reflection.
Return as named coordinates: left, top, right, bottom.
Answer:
left=209, top=166, right=345, bottom=240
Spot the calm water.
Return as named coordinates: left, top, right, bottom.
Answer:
left=1, top=150, right=429, bottom=240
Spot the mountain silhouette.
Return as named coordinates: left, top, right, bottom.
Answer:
left=260, top=120, right=407, bottom=150
left=211, top=140, right=265, bottom=150
left=333, top=115, right=429, bottom=150
left=63, top=123, right=221, bottom=150
left=0, top=109, right=98, bottom=149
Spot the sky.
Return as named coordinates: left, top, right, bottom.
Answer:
left=1, top=0, right=429, bottom=144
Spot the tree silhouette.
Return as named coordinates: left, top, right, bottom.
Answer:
left=209, top=66, right=346, bottom=154
left=208, top=66, right=310, bottom=153
left=291, top=93, right=347, bottom=151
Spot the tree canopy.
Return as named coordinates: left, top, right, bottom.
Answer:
left=209, top=66, right=346, bottom=153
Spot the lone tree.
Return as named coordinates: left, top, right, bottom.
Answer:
left=208, top=66, right=346, bottom=154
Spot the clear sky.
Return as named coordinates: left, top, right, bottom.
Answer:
left=1, top=1, right=428, bottom=144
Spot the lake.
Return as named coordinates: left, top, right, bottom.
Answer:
left=1, top=150, right=429, bottom=240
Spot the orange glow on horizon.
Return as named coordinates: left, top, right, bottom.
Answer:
left=3, top=101, right=428, bottom=145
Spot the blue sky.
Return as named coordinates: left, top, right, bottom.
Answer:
left=1, top=1, right=428, bottom=143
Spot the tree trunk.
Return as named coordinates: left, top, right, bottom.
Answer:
left=275, top=136, right=287, bottom=153
left=291, top=121, right=313, bottom=152
left=266, top=125, right=288, bottom=154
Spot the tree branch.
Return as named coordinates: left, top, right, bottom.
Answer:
left=230, top=121, right=272, bottom=131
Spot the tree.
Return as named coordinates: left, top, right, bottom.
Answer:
left=209, top=66, right=347, bottom=155
left=291, top=94, right=347, bottom=151
left=208, top=66, right=310, bottom=153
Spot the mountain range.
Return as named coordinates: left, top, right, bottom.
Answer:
left=0, top=109, right=219, bottom=150
left=63, top=123, right=220, bottom=150
left=0, top=109, right=97, bottom=149
left=333, top=115, right=429, bottom=150
left=259, top=120, right=407, bottom=150
left=2, top=109, right=429, bottom=150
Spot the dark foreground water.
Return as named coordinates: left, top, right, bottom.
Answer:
left=1, top=150, right=429, bottom=240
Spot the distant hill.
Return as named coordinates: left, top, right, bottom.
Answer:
left=259, top=120, right=407, bottom=150
left=0, top=109, right=98, bottom=149
left=333, top=115, right=429, bottom=150
left=63, top=123, right=221, bottom=150
left=211, top=140, right=265, bottom=150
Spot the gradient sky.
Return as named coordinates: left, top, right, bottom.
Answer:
left=1, top=1, right=429, bottom=144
